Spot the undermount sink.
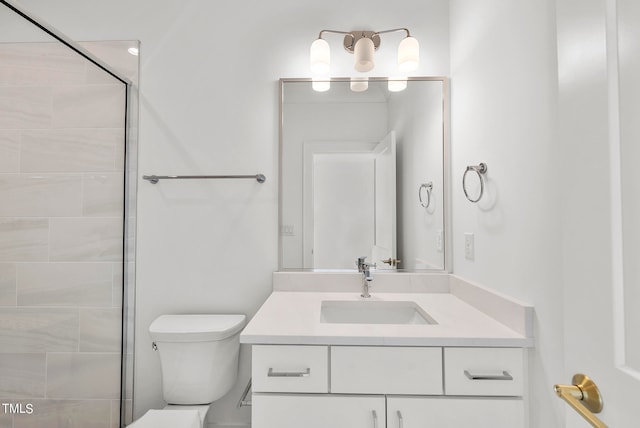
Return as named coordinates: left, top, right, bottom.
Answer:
left=320, top=300, right=437, bottom=325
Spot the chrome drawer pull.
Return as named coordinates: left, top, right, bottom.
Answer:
left=464, top=370, right=513, bottom=381
left=372, top=410, right=378, bottom=428
left=397, top=410, right=404, bottom=428
left=267, top=367, right=311, bottom=377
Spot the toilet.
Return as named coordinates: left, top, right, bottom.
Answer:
left=128, top=314, right=246, bottom=428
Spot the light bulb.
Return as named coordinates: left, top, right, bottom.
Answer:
left=388, top=78, right=407, bottom=92
left=312, top=78, right=330, bottom=92
left=398, top=36, right=419, bottom=72
left=350, top=77, right=368, bottom=92
left=310, top=38, right=330, bottom=74
left=354, top=37, right=375, bottom=72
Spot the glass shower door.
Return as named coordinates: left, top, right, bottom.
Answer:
left=0, top=3, right=138, bottom=427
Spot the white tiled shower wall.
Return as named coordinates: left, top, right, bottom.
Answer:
left=0, top=41, right=134, bottom=428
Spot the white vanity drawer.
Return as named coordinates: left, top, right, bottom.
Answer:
left=444, top=347, right=524, bottom=396
left=252, top=345, right=329, bottom=393
left=331, top=346, right=443, bottom=395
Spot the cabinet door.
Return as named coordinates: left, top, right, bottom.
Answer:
left=387, top=396, right=524, bottom=428
left=253, top=394, right=385, bottom=428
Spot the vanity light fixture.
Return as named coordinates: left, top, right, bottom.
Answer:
left=310, top=28, right=420, bottom=75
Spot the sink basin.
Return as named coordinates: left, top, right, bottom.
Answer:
left=320, top=300, right=437, bottom=325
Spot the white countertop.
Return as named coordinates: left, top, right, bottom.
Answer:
left=240, top=291, right=534, bottom=347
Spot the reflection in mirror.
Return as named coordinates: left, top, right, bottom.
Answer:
left=279, top=78, right=449, bottom=272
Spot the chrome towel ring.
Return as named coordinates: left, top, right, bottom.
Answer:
left=419, top=182, right=433, bottom=208
left=463, top=163, right=487, bottom=203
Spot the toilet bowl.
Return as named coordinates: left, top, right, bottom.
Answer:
left=127, top=314, right=246, bottom=428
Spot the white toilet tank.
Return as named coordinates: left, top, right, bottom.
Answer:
left=149, top=314, right=246, bottom=405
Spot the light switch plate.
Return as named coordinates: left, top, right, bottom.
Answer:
left=436, top=229, right=443, bottom=252
left=464, top=233, right=475, bottom=260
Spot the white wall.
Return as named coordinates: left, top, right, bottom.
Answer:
left=12, top=0, right=451, bottom=426
left=449, top=1, right=564, bottom=427
left=388, top=81, right=445, bottom=269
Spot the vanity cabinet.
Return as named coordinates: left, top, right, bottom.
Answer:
left=250, top=345, right=526, bottom=428
left=386, top=396, right=524, bottom=428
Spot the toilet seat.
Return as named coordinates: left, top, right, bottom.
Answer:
left=127, top=405, right=209, bottom=428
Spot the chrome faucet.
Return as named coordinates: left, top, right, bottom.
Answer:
left=356, top=256, right=375, bottom=298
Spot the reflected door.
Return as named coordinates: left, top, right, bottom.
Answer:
left=312, top=153, right=375, bottom=269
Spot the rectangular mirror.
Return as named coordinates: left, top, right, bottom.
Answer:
left=279, top=77, right=449, bottom=272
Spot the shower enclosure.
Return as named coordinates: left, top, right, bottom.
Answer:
left=0, top=2, right=138, bottom=427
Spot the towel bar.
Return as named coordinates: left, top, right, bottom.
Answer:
left=143, top=174, right=266, bottom=184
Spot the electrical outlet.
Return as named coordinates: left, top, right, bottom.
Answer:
left=464, top=233, right=475, bottom=260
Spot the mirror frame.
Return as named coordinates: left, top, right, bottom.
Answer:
left=278, top=76, right=451, bottom=273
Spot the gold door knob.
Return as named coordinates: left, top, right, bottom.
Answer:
left=554, top=374, right=606, bottom=428
left=381, top=258, right=401, bottom=267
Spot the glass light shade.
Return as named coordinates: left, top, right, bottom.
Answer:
left=312, top=78, right=330, bottom=92
left=350, top=77, right=368, bottom=92
left=354, top=37, right=375, bottom=72
left=388, top=78, right=407, bottom=92
left=398, top=36, right=419, bottom=72
left=310, top=38, right=330, bottom=74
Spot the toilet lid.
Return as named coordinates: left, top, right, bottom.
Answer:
left=149, top=314, right=246, bottom=342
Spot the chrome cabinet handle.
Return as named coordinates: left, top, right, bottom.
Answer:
left=464, top=370, right=513, bottom=381
left=397, top=410, right=404, bottom=428
left=372, top=410, right=378, bottom=428
left=267, top=367, right=311, bottom=377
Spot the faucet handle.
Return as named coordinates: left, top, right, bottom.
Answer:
left=356, top=256, right=367, bottom=268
